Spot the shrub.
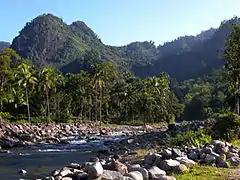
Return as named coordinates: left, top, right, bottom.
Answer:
left=169, top=129, right=212, bottom=148
left=212, top=112, right=240, bottom=141
left=0, top=112, right=11, bottom=120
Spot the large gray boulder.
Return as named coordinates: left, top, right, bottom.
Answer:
left=102, top=170, right=124, bottom=180
left=148, top=166, right=166, bottom=179
left=158, top=159, right=180, bottom=172
left=176, top=157, right=196, bottom=167
left=125, top=171, right=143, bottom=180
left=228, top=157, right=240, bottom=166
left=128, top=165, right=148, bottom=180
left=85, top=161, right=104, bottom=179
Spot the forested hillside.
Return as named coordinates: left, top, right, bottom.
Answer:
left=0, top=41, right=10, bottom=51
left=10, top=14, right=240, bottom=80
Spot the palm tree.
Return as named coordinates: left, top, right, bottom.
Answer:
left=39, top=68, right=57, bottom=122
left=16, top=63, right=37, bottom=123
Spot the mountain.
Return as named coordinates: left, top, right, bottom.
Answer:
left=10, top=14, right=240, bottom=80
left=0, top=41, right=10, bottom=51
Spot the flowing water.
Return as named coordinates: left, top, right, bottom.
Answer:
left=0, top=133, right=127, bottom=180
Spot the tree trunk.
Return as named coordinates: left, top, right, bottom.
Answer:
left=46, top=88, right=50, bottom=123
left=26, top=87, right=31, bottom=123
left=236, top=96, right=239, bottom=115
left=99, top=87, right=102, bottom=128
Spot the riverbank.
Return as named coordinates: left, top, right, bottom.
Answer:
left=0, top=123, right=166, bottom=150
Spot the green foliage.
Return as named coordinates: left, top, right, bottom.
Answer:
left=0, top=112, right=11, bottom=119
left=212, top=112, right=240, bottom=141
left=169, top=129, right=212, bottom=148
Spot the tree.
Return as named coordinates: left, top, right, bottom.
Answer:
left=39, top=67, right=58, bottom=122
left=16, top=63, right=37, bottom=123
left=224, top=23, right=240, bottom=114
left=0, top=51, right=14, bottom=111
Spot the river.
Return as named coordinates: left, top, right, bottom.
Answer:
left=0, top=134, right=127, bottom=180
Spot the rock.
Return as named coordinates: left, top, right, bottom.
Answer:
left=226, top=152, right=239, bottom=159
left=156, top=175, right=176, bottom=180
left=176, top=157, right=196, bottom=167
left=148, top=166, right=166, bottom=179
left=159, top=159, right=180, bottom=172
left=161, top=149, right=172, bottom=159
left=144, top=153, right=157, bottom=166
left=173, top=164, right=187, bottom=173
left=205, top=154, right=216, bottom=164
left=72, top=172, right=88, bottom=180
left=188, top=150, right=198, bottom=160
left=211, top=140, right=225, bottom=146
left=68, top=163, right=81, bottom=169
left=19, top=169, right=27, bottom=175
left=43, top=177, right=55, bottom=180
left=229, top=147, right=238, bottom=153
left=125, top=171, right=143, bottom=180
left=85, top=161, right=104, bottom=179
left=219, top=153, right=226, bottom=161
left=102, top=170, right=124, bottom=180
left=62, top=177, right=73, bottom=180
left=128, top=165, right=148, bottom=180
left=201, top=147, right=212, bottom=154
left=172, top=148, right=182, bottom=158
left=0, top=149, right=10, bottom=153
left=59, top=167, right=72, bottom=177
left=55, top=176, right=62, bottom=180
left=123, top=177, right=134, bottom=180
left=105, top=159, right=128, bottom=174
left=214, top=142, right=228, bottom=154
left=52, top=169, right=61, bottom=176
left=228, top=157, right=240, bottom=166
left=216, top=160, right=230, bottom=168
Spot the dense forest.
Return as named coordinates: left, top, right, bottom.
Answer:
left=9, top=14, right=240, bottom=81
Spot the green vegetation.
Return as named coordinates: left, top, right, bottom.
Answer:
left=0, top=48, right=183, bottom=125
left=169, top=129, right=212, bottom=148
left=173, top=165, right=231, bottom=180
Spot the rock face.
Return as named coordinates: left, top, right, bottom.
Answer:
left=85, top=161, right=104, bottom=178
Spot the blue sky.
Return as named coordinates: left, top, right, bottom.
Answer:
left=0, top=0, right=239, bottom=46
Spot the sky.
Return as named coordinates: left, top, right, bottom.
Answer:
left=0, top=0, right=240, bottom=46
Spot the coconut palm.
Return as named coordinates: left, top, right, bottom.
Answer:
left=16, top=63, right=37, bottom=123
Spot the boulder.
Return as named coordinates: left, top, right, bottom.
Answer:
left=205, top=154, right=216, bottom=164
left=59, top=167, right=72, bottom=177
left=54, top=176, right=62, bottom=180
left=144, top=153, right=157, bottom=166
left=125, top=171, right=143, bottom=180
left=128, top=165, right=148, bottom=180
left=216, top=160, right=230, bottom=168
left=228, top=157, right=240, bottom=166
left=19, top=169, right=27, bottom=175
left=214, top=142, right=228, bottom=155
left=62, top=177, right=73, bottom=180
left=104, top=160, right=128, bottom=174
left=161, top=149, right=172, bottom=159
left=102, top=170, right=124, bottom=180
left=172, top=148, right=182, bottom=158
left=226, top=152, right=239, bottom=159
left=172, top=164, right=187, bottom=173
left=148, top=166, right=166, bottom=179
left=156, top=175, right=176, bottom=180
left=159, top=159, right=180, bottom=172
left=85, top=161, right=104, bottom=179
left=200, top=147, right=212, bottom=154
left=175, top=157, right=196, bottom=167
left=188, top=150, right=198, bottom=160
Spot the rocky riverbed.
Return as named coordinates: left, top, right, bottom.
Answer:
left=41, top=139, right=240, bottom=180
left=0, top=123, right=166, bottom=150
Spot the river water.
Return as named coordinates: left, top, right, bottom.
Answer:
left=0, top=134, right=127, bottom=180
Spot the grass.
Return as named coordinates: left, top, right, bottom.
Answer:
left=173, top=165, right=232, bottom=180
left=231, top=139, right=240, bottom=149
